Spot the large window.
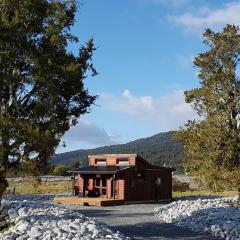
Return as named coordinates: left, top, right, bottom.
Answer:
left=95, top=178, right=100, bottom=187
left=102, top=178, right=106, bottom=187
left=95, top=159, right=106, bottom=165
left=116, top=158, right=129, bottom=166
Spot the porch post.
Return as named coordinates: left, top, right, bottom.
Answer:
left=113, top=174, right=116, bottom=199
left=100, top=178, right=102, bottom=196
left=71, top=174, right=75, bottom=196
left=83, top=176, right=86, bottom=197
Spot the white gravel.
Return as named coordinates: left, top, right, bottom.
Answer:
left=154, top=196, right=240, bottom=240
left=0, top=195, right=129, bottom=240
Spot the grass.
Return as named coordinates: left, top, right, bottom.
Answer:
left=6, top=181, right=239, bottom=198
left=6, top=180, right=72, bottom=195
left=173, top=190, right=238, bottom=199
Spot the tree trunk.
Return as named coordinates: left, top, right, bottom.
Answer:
left=0, top=131, right=10, bottom=206
left=0, top=166, right=8, bottom=206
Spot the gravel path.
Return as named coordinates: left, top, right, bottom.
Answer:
left=63, top=203, right=219, bottom=240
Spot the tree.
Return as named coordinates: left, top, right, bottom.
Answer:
left=0, top=0, right=97, bottom=201
left=51, top=165, right=68, bottom=176
left=176, top=25, right=240, bottom=192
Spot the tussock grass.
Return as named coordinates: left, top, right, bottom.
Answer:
left=173, top=190, right=238, bottom=199
left=6, top=180, right=72, bottom=195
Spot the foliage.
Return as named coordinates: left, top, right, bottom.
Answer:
left=52, top=131, right=185, bottom=172
left=49, top=159, right=82, bottom=176
left=0, top=0, right=96, bottom=199
left=6, top=156, right=82, bottom=177
left=172, top=177, right=190, bottom=192
left=175, top=25, right=240, bottom=191
left=51, top=164, right=68, bottom=176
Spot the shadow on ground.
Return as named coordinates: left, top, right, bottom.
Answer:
left=63, top=203, right=220, bottom=240
left=111, top=222, right=218, bottom=240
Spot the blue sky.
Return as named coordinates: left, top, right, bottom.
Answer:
left=58, top=0, right=240, bottom=153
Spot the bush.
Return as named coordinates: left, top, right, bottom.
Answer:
left=51, top=165, right=68, bottom=176
left=172, top=177, right=190, bottom=192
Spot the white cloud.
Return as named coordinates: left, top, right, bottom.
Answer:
left=100, top=90, right=156, bottom=117
left=100, top=89, right=198, bottom=131
left=61, top=119, right=118, bottom=147
left=169, top=2, right=240, bottom=33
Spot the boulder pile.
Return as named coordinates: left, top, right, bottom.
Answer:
left=154, top=196, right=240, bottom=240
left=0, top=195, right=129, bottom=240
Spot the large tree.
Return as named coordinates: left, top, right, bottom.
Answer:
left=0, top=0, right=96, bottom=200
left=176, top=25, right=240, bottom=191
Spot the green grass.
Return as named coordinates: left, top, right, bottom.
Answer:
left=7, top=180, right=72, bottom=195
left=173, top=190, right=238, bottom=199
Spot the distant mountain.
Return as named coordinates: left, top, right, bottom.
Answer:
left=51, top=131, right=185, bottom=172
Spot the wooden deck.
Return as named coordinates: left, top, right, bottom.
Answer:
left=54, top=196, right=124, bottom=206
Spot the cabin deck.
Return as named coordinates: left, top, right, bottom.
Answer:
left=54, top=197, right=124, bottom=206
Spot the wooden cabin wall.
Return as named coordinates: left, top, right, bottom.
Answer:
left=145, top=169, right=172, bottom=200
left=122, top=169, right=172, bottom=201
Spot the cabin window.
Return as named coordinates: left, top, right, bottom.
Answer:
left=116, top=159, right=129, bottom=166
left=95, top=159, right=106, bottom=165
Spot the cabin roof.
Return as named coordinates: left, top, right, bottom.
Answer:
left=68, top=165, right=134, bottom=175
left=88, top=153, right=138, bottom=158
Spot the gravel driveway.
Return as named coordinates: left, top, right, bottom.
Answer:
left=63, top=203, right=219, bottom=240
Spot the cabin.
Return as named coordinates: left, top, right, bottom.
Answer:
left=67, top=154, right=175, bottom=203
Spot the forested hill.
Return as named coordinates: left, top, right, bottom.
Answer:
left=52, top=131, right=185, bottom=172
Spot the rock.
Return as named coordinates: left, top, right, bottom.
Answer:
left=0, top=194, right=129, bottom=240
left=154, top=196, right=240, bottom=239
left=16, top=235, right=29, bottom=240
left=7, top=208, right=18, bottom=220
left=219, top=231, right=225, bottom=238
left=16, top=222, right=29, bottom=233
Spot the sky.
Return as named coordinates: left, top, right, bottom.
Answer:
left=58, top=0, right=240, bottom=153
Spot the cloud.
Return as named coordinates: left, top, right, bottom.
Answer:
left=100, top=89, right=198, bottom=131
left=61, top=120, right=118, bottom=147
left=102, top=90, right=155, bottom=115
left=169, top=2, right=240, bottom=33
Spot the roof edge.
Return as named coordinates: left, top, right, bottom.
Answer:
left=88, top=153, right=138, bottom=158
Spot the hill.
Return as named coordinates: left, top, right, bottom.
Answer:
left=51, top=131, right=185, bottom=172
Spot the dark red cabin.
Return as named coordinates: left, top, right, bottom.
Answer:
left=69, top=154, right=175, bottom=202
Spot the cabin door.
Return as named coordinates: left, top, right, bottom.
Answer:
left=95, top=176, right=107, bottom=197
